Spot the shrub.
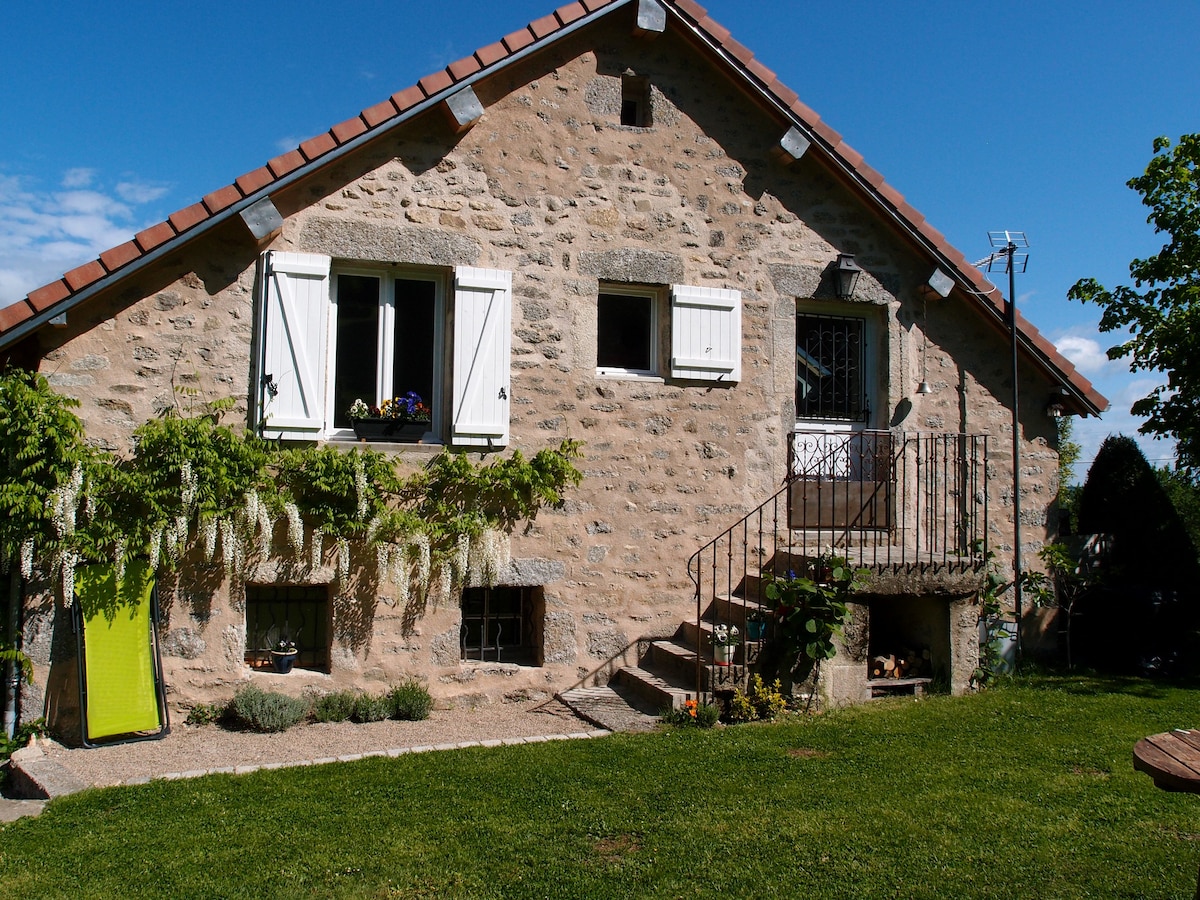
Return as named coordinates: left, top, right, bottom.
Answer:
left=184, top=701, right=228, bottom=727
left=388, top=679, right=433, bottom=721
left=229, top=685, right=309, bottom=733
left=748, top=675, right=787, bottom=721
left=724, top=689, right=757, bottom=723
left=351, top=692, right=392, bottom=723
left=311, top=690, right=358, bottom=723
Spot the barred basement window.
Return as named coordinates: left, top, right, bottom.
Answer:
left=795, top=312, right=868, bottom=421
left=460, top=586, right=543, bottom=665
left=244, top=584, right=330, bottom=672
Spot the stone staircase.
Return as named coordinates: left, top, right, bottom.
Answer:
left=560, top=591, right=767, bottom=732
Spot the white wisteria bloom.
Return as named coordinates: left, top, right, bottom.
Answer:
left=310, top=529, right=324, bottom=570
left=148, top=527, right=163, bottom=570
left=353, top=453, right=368, bottom=521
left=20, top=538, right=34, bottom=580
left=376, top=541, right=390, bottom=578
left=202, top=518, right=218, bottom=562
left=414, top=533, right=431, bottom=592
left=61, top=551, right=77, bottom=607
left=337, top=538, right=350, bottom=584
left=256, top=503, right=272, bottom=557
left=113, top=538, right=126, bottom=584
left=285, top=503, right=304, bottom=559
left=180, top=460, right=197, bottom=511
left=454, top=533, right=470, bottom=585
left=220, top=518, right=235, bottom=571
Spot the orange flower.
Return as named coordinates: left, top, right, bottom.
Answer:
left=685, top=699, right=698, bottom=718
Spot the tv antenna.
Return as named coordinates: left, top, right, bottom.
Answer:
left=976, top=230, right=1029, bottom=665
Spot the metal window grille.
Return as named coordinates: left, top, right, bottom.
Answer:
left=244, top=584, right=330, bottom=671
left=796, top=313, right=867, bottom=420
left=460, top=586, right=536, bottom=664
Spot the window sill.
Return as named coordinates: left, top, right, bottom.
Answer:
left=595, top=371, right=665, bottom=383
left=323, top=436, right=445, bottom=454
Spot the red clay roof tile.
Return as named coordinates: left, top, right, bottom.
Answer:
left=134, top=221, right=176, bottom=253
left=99, top=241, right=142, bottom=272
left=331, top=115, right=369, bottom=143
left=788, top=98, right=820, bottom=126
left=63, top=260, right=106, bottom=292
left=391, top=85, right=425, bottom=112
left=877, top=182, right=905, bottom=209
left=811, top=120, right=842, bottom=147
left=555, top=2, right=587, bottom=25
left=699, top=17, right=732, bottom=46
left=529, top=14, right=561, bottom=38
left=0, top=300, right=33, bottom=332
left=916, top=220, right=945, bottom=246
left=235, top=166, right=275, bottom=195
left=267, top=150, right=306, bottom=178
left=896, top=201, right=924, bottom=227
left=475, top=41, right=509, bottom=68
left=448, top=54, right=482, bottom=81
left=722, top=37, right=754, bottom=65
left=580, top=0, right=612, bottom=11
left=837, top=143, right=865, bottom=171
left=857, top=162, right=886, bottom=189
left=168, top=202, right=210, bottom=233
left=745, top=58, right=777, bottom=86
left=418, top=70, right=454, bottom=96
left=299, top=132, right=337, bottom=161
left=27, top=280, right=70, bottom=312
left=203, top=184, right=242, bottom=214
left=361, top=99, right=399, bottom=127
left=675, top=0, right=708, bottom=21
left=502, top=28, right=536, bottom=52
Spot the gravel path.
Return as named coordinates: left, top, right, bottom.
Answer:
left=41, top=698, right=600, bottom=788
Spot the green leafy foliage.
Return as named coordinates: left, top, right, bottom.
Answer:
left=760, top=557, right=865, bottom=684
left=183, top=701, right=228, bottom=727
left=724, top=675, right=786, bottom=723
left=1069, top=134, right=1200, bottom=469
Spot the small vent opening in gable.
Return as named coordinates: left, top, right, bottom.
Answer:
left=621, top=74, right=651, bottom=127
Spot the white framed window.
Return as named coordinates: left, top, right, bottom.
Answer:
left=327, top=267, right=445, bottom=439
left=254, top=252, right=512, bottom=447
left=597, top=285, right=660, bottom=377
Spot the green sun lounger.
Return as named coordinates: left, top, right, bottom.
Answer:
left=73, top=560, right=170, bottom=747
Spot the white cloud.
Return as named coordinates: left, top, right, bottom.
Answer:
left=1055, top=333, right=1112, bottom=375
left=275, top=136, right=303, bottom=154
left=60, top=167, right=95, bottom=189
left=115, top=181, right=169, bottom=204
left=0, top=171, right=172, bottom=307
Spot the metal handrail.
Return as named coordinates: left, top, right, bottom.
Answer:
left=685, top=430, right=990, bottom=701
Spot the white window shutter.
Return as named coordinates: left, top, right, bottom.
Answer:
left=257, top=251, right=331, bottom=439
left=451, top=267, right=512, bottom=448
left=670, top=284, right=741, bottom=382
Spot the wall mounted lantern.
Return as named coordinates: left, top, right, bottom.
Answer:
left=835, top=253, right=862, bottom=299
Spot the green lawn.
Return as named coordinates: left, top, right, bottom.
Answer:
left=2, top=675, right=1198, bottom=899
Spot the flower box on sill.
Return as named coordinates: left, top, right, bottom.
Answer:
left=350, top=419, right=428, bottom=442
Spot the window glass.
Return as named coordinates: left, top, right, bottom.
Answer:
left=796, top=313, right=866, bottom=420
left=333, top=274, right=381, bottom=428
left=461, top=586, right=540, bottom=665
left=392, top=278, right=437, bottom=408
left=598, top=291, right=654, bottom=373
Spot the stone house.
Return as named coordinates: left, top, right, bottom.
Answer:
left=0, top=0, right=1106, bottom=729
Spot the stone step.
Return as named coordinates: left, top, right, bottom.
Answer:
left=558, top=685, right=660, bottom=733
left=610, top=665, right=696, bottom=712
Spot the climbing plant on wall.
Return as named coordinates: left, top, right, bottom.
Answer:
left=0, top=368, right=584, bottom=606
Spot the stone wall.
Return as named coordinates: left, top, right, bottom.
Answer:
left=21, top=11, right=1063, bottom=720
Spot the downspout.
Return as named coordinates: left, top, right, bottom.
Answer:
left=4, top=568, right=21, bottom=739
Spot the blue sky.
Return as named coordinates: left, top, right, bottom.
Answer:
left=3, top=0, right=1198, bottom=479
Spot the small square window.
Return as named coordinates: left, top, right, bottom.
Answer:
left=620, top=75, right=651, bottom=127
left=244, top=584, right=330, bottom=672
left=597, top=289, right=657, bottom=376
left=461, top=586, right=542, bottom=665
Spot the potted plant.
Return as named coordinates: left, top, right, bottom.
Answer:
left=270, top=638, right=298, bottom=674
left=711, top=623, right=741, bottom=666
left=347, top=393, right=431, bottom=442
left=745, top=607, right=768, bottom=641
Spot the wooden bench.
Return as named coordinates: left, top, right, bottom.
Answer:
left=1134, top=729, right=1200, bottom=898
